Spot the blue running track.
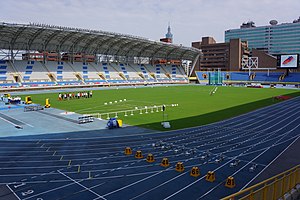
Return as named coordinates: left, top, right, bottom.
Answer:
left=0, top=97, right=300, bottom=200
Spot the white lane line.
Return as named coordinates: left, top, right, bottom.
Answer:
left=198, top=124, right=300, bottom=198
left=57, top=170, right=107, bottom=200
left=163, top=159, right=234, bottom=200
left=240, top=134, right=300, bottom=191
left=22, top=181, right=77, bottom=200
left=6, top=184, right=21, bottom=200
left=3, top=171, right=156, bottom=185
left=197, top=181, right=224, bottom=200
left=0, top=116, right=19, bottom=127
left=23, top=179, right=107, bottom=200
left=102, top=170, right=165, bottom=197
left=16, top=118, right=34, bottom=127
left=0, top=134, right=298, bottom=182
left=1, top=99, right=298, bottom=190
left=198, top=145, right=280, bottom=199
left=162, top=114, right=300, bottom=199
left=130, top=171, right=188, bottom=200
left=0, top=114, right=34, bottom=127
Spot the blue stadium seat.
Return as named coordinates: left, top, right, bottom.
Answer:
left=284, top=73, right=300, bottom=82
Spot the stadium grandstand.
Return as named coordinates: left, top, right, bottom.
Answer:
left=0, top=21, right=300, bottom=200
left=196, top=71, right=300, bottom=86
left=0, top=22, right=200, bottom=90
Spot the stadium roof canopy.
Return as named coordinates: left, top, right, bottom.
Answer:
left=0, top=22, right=200, bottom=61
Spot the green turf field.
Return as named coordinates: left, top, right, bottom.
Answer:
left=23, top=85, right=300, bottom=130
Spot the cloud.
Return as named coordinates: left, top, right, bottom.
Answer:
left=0, top=0, right=299, bottom=46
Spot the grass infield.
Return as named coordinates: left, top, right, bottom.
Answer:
left=22, top=85, right=300, bottom=131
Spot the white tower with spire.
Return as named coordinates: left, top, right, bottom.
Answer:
left=165, top=22, right=173, bottom=42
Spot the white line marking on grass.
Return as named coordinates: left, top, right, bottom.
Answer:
left=76, top=105, right=107, bottom=112
left=6, top=184, right=21, bottom=200
left=57, top=170, right=107, bottom=200
left=80, top=104, right=134, bottom=114
left=3, top=95, right=296, bottom=143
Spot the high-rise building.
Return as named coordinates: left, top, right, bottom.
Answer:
left=191, top=37, right=250, bottom=73
left=165, top=24, right=173, bottom=41
left=225, top=17, right=300, bottom=55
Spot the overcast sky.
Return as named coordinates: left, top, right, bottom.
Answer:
left=1, top=0, right=300, bottom=46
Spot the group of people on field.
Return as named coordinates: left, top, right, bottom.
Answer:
left=58, top=91, right=93, bottom=100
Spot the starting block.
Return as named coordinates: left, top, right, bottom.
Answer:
left=146, top=154, right=155, bottom=163
left=225, top=176, right=235, bottom=188
left=135, top=150, right=143, bottom=159
left=249, top=164, right=257, bottom=172
left=230, top=160, right=240, bottom=168
left=175, top=162, right=184, bottom=172
left=190, top=166, right=200, bottom=177
left=160, top=157, right=170, bottom=167
left=206, top=171, right=216, bottom=182
left=124, top=147, right=132, bottom=155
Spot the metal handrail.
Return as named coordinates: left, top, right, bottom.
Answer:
left=221, top=164, right=300, bottom=200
